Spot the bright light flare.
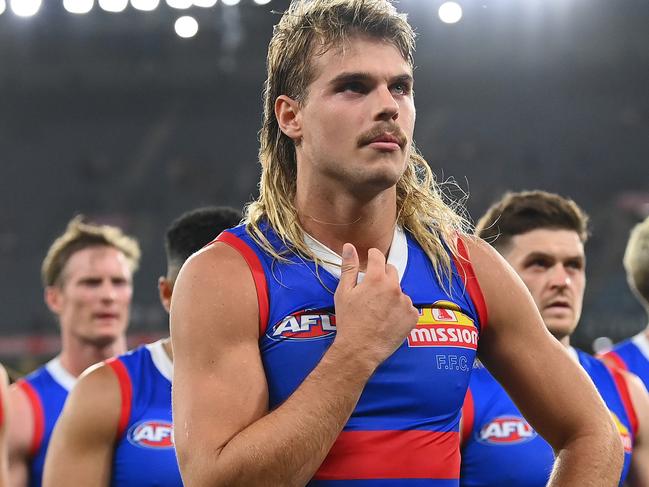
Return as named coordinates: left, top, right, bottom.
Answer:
left=166, top=0, right=191, bottom=8
left=9, top=0, right=42, bottom=17
left=131, top=0, right=159, bottom=11
left=253, top=0, right=271, bottom=5
left=0, top=0, right=6, bottom=15
left=221, top=0, right=239, bottom=5
left=63, top=0, right=94, bottom=14
left=99, top=0, right=128, bottom=11
left=175, top=15, right=198, bottom=38
left=438, top=1, right=462, bottom=24
left=193, top=0, right=216, bottom=6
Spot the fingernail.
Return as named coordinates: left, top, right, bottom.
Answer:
left=342, top=243, right=353, bottom=259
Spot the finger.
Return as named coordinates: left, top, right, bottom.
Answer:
left=365, top=248, right=387, bottom=280
left=385, top=262, right=399, bottom=283
left=338, top=243, right=360, bottom=291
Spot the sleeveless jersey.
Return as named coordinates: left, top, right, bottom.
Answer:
left=16, top=358, right=77, bottom=487
left=600, top=332, right=649, bottom=389
left=106, top=340, right=182, bottom=487
left=217, top=223, right=488, bottom=486
left=460, top=348, right=638, bottom=487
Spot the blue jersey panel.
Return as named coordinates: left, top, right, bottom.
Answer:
left=111, top=345, right=182, bottom=487
left=461, top=350, right=634, bottom=487
left=23, top=367, right=69, bottom=487
left=223, top=223, right=483, bottom=484
left=609, top=338, right=649, bottom=389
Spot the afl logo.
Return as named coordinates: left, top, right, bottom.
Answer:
left=478, top=416, right=537, bottom=445
left=268, top=310, right=336, bottom=341
left=127, top=420, right=174, bottom=449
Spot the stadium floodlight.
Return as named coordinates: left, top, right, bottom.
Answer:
left=63, top=0, right=94, bottom=14
left=0, top=0, right=6, bottom=15
left=221, top=0, right=239, bottom=5
left=193, top=0, right=216, bottom=7
left=131, top=0, right=159, bottom=11
left=175, top=15, right=198, bottom=38
left=438, top=1, right=462, bottom=24
left=166, top=0, right=192, bottom=8
left=253, top=0, right=271, bottom=5
left=9, top=0, right=42, bottom=17
left=99, top=0, right=128, bottom=12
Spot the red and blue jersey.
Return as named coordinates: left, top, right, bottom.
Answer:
left=106, top=340, right=182, bottom=487
left=217, top=223, right=487, bottom=486
left=16, top=358, right=77, bottom=487
left=600, top=332, right=649, bottom=390
left=460, top=348, right=638, bottom=487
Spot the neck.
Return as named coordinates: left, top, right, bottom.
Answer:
left=161, top=337, right=173, bottom=362
left=558, top=336, right=571, bottom=348
left=295, top=185, right=397, bottom=269
left=59, top=334, right=128, bottom=377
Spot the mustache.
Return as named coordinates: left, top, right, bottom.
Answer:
left=357, top=124, right=408, bottom=148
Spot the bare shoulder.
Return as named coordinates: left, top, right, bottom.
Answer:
left=68, top=363, right=122, bottom=417
left=171, top=240, right=260, bottom=345
left=620, top=370, right=649, bottom=412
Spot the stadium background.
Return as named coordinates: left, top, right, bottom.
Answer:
left=0, top=0, right=648, bottom=374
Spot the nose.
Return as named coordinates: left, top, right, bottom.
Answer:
left=100, top=280, right=117, bottom=302
left=374, top=84, right=399, bottom=121
left=549, top=265, right=572, bottom=289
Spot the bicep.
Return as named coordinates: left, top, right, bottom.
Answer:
left=43, top=367, right=120, bottom=487
left=170, top=244, right=269, bottom=469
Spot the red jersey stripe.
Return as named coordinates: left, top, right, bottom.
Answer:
left=107, top=358, right=133, bottom=440
left=607, top=365, right=639, bottom=441
left=216, top=231, right=270, bottom=338
left=461, top=387, right=475, bottom=447
left=314, top=430, right=460, bottom=480
left=17, top=379, right=45, bottom=457
left=600, top=351, right=628, bottom=371
left=452, top=238, right=488, bottom=333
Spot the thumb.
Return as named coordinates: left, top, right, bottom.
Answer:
left=338, top=243, right=359, bottom=291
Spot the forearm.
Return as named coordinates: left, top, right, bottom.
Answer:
left=179, top=343, right=376, bottom=487
left=548, top=429, right=623, bottom=486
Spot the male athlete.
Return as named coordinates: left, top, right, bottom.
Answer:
left=600, top=216, right=649, bottom=388
left=42, top=207, right=242, bottom=487
left=6, top=217, right=140, bottom=487
left=460, top=191, right=649, bottom=486
left=171, top=1, right=622, bottom=485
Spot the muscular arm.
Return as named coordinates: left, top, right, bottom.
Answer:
left=466, top=237, right=623, bottom=486
left=171, top=242, right=419, bottom=486
left=6, top=383, right=33, bottom=487
left=42, top=364, right=120, bottom=487
left=623, top=371, right=649, bottom=487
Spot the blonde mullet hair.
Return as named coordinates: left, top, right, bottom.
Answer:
left=246, top=0, right=470, bottom=285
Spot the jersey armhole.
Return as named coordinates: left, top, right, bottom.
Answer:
left=106, top=358, right=133, bottom=441
left=460, top=387, right=475, bottom=448
left=451, top=238, right=489, bottom=333
left=215, top=231, right=270, bottom=338
left=599, top=351, right=628, bottom=371
left=16, top=380, right=45, bottom=458
left=606, top=365, right=639, bottom=441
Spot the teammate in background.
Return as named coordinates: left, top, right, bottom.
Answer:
left=460, top=191, right=649, bottom=486
left=170, top=1, right=622, bottom=485
left=0, top=364, right=10, bottom=487
left=43, top=206, right=242, bottom=487
left=600, top=216, right=649, bottom=388
left=6, top=217, right=140, bottom=487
